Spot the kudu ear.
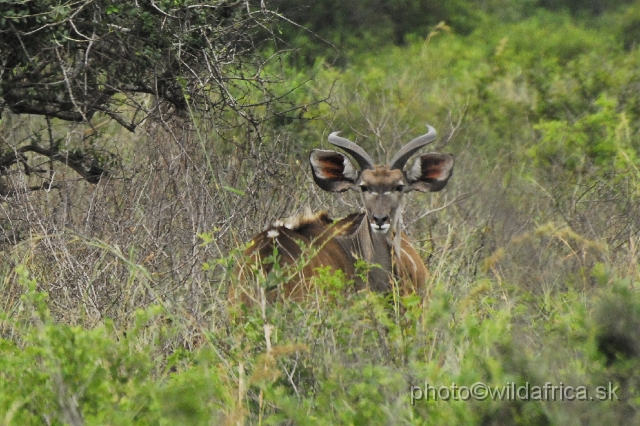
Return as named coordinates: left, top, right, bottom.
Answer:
left=405, top=153, right=454, bottom=192
left=309, top=149, right=358, bottom=192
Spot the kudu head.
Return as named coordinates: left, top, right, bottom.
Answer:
left=309, top=125, right=454, bottom=235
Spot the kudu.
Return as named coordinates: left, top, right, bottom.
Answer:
left=230, top=125, right=454, bottom=304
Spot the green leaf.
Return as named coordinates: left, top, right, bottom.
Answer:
left=222, top=185, right=245, bottom=196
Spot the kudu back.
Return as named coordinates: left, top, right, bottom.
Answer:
left=230, top=125, right=453, bottom=304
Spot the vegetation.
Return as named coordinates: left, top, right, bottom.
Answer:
left=0, top=0, right=312, bottom=193
left=1, top=0, right=640, bottom=424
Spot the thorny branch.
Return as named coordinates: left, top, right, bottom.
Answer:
left=0, top=0, right=323, bottom=194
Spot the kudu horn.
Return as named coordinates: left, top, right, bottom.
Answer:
left=389, top=125, right=437, bottom=170
left=328, top=132, right=374, bottom=170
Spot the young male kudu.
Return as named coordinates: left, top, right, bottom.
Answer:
left=230, top=125, right=454, bottom=304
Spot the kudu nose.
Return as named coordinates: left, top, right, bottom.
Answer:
left=372, top=214, right=389, bottom=227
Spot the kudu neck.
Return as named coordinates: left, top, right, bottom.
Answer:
left=352, top=212, right=399, bottom=292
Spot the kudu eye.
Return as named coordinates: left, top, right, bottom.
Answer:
left=395, top=185, right=404, bottom=192
left=360, top=185, right=369, bottom=193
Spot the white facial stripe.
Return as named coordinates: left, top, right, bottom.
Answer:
left=360, top=184, right=379, bottom=196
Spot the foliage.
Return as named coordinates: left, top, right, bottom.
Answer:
left=2, top=258, right=637, bottom=424
left=1, top=1, right=640, bottom=424
left=0, top=0, right=315, bottom=192
left=528, top=95, right=637, bottom=172
left=0, top=0, right=287, bottom=129
left=537, top=0, right=634, bottom=15
left=266, top=0, right=636, bottom=65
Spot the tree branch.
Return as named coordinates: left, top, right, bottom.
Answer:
left=0, top=145, right=106, bottom=184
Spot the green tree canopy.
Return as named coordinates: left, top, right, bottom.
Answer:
left=0, top=0, right=313, bottom=192
left=0, top=0, right=292, bottom=131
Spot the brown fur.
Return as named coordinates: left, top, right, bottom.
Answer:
left=396, top=235, right=430, bottom=294
left=230, top=211, right=428, bottom=305
left=361, top=165, right=404, bottom=187
left=230, top=126, right=451, bottom=306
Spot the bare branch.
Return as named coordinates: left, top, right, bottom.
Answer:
left=0, top=144, right=106, bottom=184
